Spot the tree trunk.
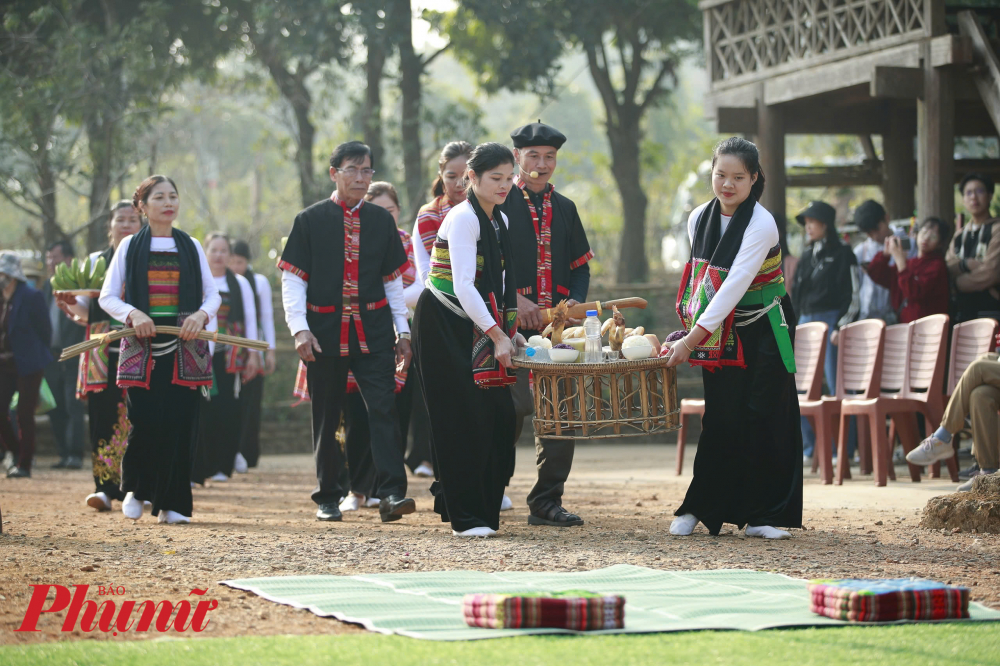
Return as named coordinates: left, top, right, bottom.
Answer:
left=30, top=119, right=62, bottom=251
left=86, top=113, right=115, bottom=252
left=363, top=31, right=386, bottom=172
left=606, top=107, right=649, bottom=283
left=394, top=0, right=425, bottom=222
left=292, top=98, right=319, bottom=207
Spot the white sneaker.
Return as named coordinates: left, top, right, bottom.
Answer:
left=500, top=495, right=514, bottom=511
left=86, top=492, right=112, bottom=511
left=158, top=510, right=190, bottom=524
left=339, top=494, right=363, bottom=512
left=233, top=453, right=249, bottom=474
left=122, top=492, right=143, bottom=520
left=209, top=472, right=229, bottom=482
left=365, top=497, right=381, bottom=508
left=906, top=437, right=955, bottom=466
left=453, top=526, right=497, bottom=537
left=670, top=513, right=698, bottom=536
left=413, top=463, right=434, bottom=478
left=1, top=451, right=13, bottom=471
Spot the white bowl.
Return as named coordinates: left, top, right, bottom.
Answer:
left=548, top=348, right=580, bottom=363
left=621, top=344, right=653, bottom=360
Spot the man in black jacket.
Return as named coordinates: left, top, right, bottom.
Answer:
left=43, top=241, right=86, bottom=470
left=792, top=201, right=859, bottom=461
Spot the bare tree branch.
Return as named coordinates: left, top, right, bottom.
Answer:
left=638, top=57, right=676, bottom=112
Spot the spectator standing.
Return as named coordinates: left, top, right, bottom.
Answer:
left=865, top=218, right=950, bottom=323
left=0, top=252, right=53, bottom=478
left=42, top=240, right=86, bottom=469
left=791, top=201, right=859, bottom=461
left=853, top=200, right=899, bottom=323
left=946, top=173, right=1000, bottom=323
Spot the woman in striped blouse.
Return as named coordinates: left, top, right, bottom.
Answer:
left=100, top=175, right=220, bottom=525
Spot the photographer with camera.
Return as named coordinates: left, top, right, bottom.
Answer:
left=853, top=200, right=903, bottom=324
left=865, top=217, right=950, bottom=323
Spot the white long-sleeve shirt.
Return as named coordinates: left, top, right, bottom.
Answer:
left=99, top=234, right=221, bottom=325
left=250, top=272, right=277, bottom=349
left=435, top=200, right=508, bottom=333
left=686, top=201, right=779, bottom=335
left=213, top=273, right=257, bottom=343
left=411, top=218, right=434, bottom=288
left=282, top=273, right=410, bottom=338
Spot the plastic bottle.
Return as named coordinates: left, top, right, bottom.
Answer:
left=584, top=309, right=602, bottom=363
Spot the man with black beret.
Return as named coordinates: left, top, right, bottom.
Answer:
left=499, top=121, right=593, bottom=528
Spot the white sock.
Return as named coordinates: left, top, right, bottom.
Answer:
left=746, top=525, right=791, bottom=539
left=158, top=510, right=191, bottom=524
left=669, top=513, right=698, bottom=536
left=122, top=492, right=143, bottom=520
left=452, top=526, right=497, bottom=537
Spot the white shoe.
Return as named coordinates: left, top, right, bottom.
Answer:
left=157, top=510, right=190, bottom=524
left=339, top=494, right=363, bottom=512
left=86, top=492, right=112, bottom=511
left=365, top=497, right=381, bottom=508
left=906, top=436, right=955, bottom=466
left=233, top=453, right=249, bottom=474
left=209, top=472, right=229, bottom=482
left=669, top=513, right=698, bottom=536
left=500, top=495, right=514, bottom=511
left=143, top=500, right=151, bottom=510
left=413, top=463, right=434, bottom=478
left=121, top=492, right=143, bottom=520
left=746, top=525, right=791, bottom=539
left=453, top=526, right=497, bottom=537
left=1, top=451, right=13, bottom=471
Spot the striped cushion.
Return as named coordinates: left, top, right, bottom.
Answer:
left=809, top=578, right=969, bottom=622
left=463, top=591, right=625, bottom=630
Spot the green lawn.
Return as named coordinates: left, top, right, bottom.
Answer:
left=3, top=624, right=999, bottom=666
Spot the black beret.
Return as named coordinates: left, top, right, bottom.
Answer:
left=510, top=122, right=566, bottom=150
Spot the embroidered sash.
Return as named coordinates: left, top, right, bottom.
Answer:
left=117, top=313, right=212, bottom=389
left=334, top=194, right=368, bottom=355
left=76, top=321, right=112, bottom=399
left=516, top=179, right=554, bottom=309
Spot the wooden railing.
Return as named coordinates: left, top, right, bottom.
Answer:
left=703, top=0, right=937, bottom=86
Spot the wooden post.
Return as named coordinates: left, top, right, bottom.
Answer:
left=757, top=86, right=786, bottom=226
left=917, top=44, right=955, bottom=223
left=882, top=101, right=917, bottom=220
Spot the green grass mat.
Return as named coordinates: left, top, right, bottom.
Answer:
left=221, top=564, right=1000, bottom=640
left=5, top=626, right=1000, bottom=666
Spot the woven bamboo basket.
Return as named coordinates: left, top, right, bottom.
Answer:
left=512, top=355, right=679, bottom=440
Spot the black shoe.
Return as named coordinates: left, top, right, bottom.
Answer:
left=959, top=462, right=980, bottom=480
left=50, top=458, right=68, bottom=469
left=528, top=503, right=584, bottom=527
left=7, top=466, right=31, bottom=478
left=316, top=503, right=342, bottom=521
left=379, top=495, right=416, bottom=523
left=64, top=456, right=83, bottom=470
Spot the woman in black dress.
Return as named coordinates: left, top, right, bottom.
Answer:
left=664, top=138, right=802, bottom=539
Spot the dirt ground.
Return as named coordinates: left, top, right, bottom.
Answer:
left=2, top=443, right=998, bottom=645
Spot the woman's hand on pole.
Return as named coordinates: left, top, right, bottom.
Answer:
left=129, top=310, right=156, bottom=339
left=179, top=310, right=209, bottom=341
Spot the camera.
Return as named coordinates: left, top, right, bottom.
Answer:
left=898, top=237, right=911, bottom=251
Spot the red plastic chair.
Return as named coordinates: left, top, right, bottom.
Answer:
left=675, top=322, right=827, bottom=476
left=802, top=319, right=885, bottom=485
left=840, top=314, right=950, bottom=486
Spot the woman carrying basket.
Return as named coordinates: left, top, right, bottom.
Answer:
left=664, top=138, right=803, bottom=540
left=412, top=142, right=524, bottom=537
left=99, top=175, right=220, bottom=524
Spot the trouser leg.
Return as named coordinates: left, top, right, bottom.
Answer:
left=344, top=391, right=376, bottom=496
left=941, top=353, right=1000, bottom=435
left=351, top=347, right=407, bottom=499
left=526, top=436, right=576, bottom=512
left=62, top=358, right=85, bottom=458
left=13, top=371, right=43, bottom=471
left=511, top=367, right=534, bottom=443
left=44, top=360, right=69, bottom=457
left=307, top=355, right=350, bottom=505
left=970, top=385, right=1000, bottom=470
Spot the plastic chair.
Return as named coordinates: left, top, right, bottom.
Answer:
left=801, top=319, right=885, bottom=485
left=675, top=322, right=827, bottom=476
left=928, top=318, right=999, bottom=478
left=840, top=314, right=950, bottom=486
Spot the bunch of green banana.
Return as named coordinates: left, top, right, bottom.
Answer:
left=50, top=255, right=107, bottom=291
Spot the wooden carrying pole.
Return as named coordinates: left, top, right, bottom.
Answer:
left=540, top=297, right=647, bottom=324
left=59, top=326, right=269, bottom=362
